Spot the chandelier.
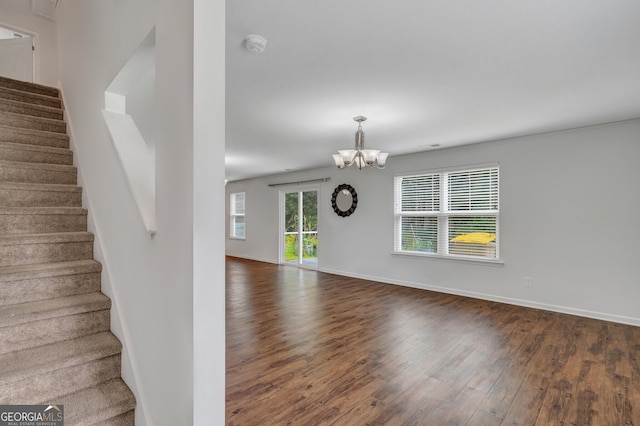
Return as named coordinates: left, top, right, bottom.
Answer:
left=332, top=116, right=389, bottom=170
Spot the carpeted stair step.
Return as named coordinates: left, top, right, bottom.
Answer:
left=0, top=97, right=64, bottom=120
left=0, top=160, right=77, bottom=185
left=0, top=232, right=94, bottom=267
left=58, top=378, right=136, bottom=426
left=0, top=110, right=66, bottom=134
left=0, top=260, right=101, bottom=306
left=92, top=410, right=135, bottom=426
left=0, top=86, right=62, bottom=109
left=0, top=78, right=136, bottom=420
left=0, top=75, right=60, bottom=98
left=0, top=182, right=82, bottom=207
left=0, top=331, right=123, bottom=404
left=0, top=125, right=69, bottom=149
left=0, top=207, right=87, bottom=234
left=0, top=292, right=111, bottom=355
left=0, top=141, right=73, bottom=165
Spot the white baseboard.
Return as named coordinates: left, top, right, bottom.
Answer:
left=319, top=267, right=640, bottom=327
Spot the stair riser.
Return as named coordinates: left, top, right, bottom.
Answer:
left=0, top=89, right=62, bottom=109
left=92, top=410, right=135, bottom=426
left=0, top=272, right=101, bottom=306
left=0, top=164, right=77, bottom=185
left=0, top=187, right=82, bottom=207
left=0, top=145, right=73, bottom=165
left=0, top=112, right=66, bottom=134
left=0, top=213, right=87, bottom=234
left=0, top=355, right=121, bottom=405
left=0, top=101, right=63, bottom=121
left=0, top=310, right=110, bottom=355
left=0, top=127, right=69, bottom=149
left=0, top=241, right=93, bottom=267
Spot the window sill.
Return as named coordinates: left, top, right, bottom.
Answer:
left=229, top=236, right=246, bottom=241
left=392, top=250, right=504, bottom=265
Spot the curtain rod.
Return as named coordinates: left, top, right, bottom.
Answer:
left=268, top=177, right=331, bottom=187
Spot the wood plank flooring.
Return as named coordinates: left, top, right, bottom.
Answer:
left=225, top=257, right=640, bottom=425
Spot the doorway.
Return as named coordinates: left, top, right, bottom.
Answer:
left=0, top=25, right=34, bottom=82
left=282, top=189, right=318, bottom=268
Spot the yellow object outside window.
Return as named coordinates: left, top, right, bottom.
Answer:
left=450, top=232, right=496, bottom=244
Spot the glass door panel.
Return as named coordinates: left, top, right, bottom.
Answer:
left=282, top=189, right=318, bottom=267
left=283, top=192, right=299, bottom=264
left=301, top=191, right=318, bottom=266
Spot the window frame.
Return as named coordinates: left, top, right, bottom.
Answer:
left=394, top=164, right=501, bottom=263
left=229, top=192, right=246, bottom=240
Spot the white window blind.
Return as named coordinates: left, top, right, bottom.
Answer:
left=448, top=168, right=498, bottom=212
left=399, top=174, right=440, bottom=213
left=394, top=174, right=440, bottom=253
left=230, top=192, right=245, bottom=239
left=394, top=166, right=499, bottom=260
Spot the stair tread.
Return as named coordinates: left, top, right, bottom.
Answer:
left=0, top=259, right=101, bottom=282
left=0, top=331, right=121, bottom=385
left=0, top=181, right=82, bottom=192
left=0, top=292, right=110, bottom=328
left=0, top=97, right=64, bottom=119
left=0, top=231, right=94, bottom=246
left=58, top=378, right=136, bottom=425
left=0, top=123, right=69, bottom=141
left=0, top=110, right=66, bottom=135
left=92, top=410, right=134, bottom=426
left=0, top=159, right=77, bottom=186
left=0, top=86, right=62, bottom=107
left=0, top=206, right=87, bottom=215
left=0, top=76, right=59, bottom=98
left=0, top=110, right=65, bottom=125
left=0, top=159, right=76, bottom=171
left=0, top=96, right=63, bottom=111
left=0, top=141, right=72, bottom=155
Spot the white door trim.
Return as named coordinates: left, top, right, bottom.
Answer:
left=0, top=21, right=37, bottom=83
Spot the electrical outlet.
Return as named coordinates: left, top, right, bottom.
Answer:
left=524, top=276, right=533, bottom=287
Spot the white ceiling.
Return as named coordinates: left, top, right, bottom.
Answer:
left=225, top=0, right=640, bottom=182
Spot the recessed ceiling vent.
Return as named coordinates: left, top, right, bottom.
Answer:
left=243, top=34, right=267, bottom=53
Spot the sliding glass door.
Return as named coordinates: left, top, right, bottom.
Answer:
left=282, top=189, right=318, bottom=267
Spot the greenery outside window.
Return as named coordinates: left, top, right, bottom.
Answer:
left=394, top=165, right=499, bottom=260
left=230, top=192, right=245, bottom=239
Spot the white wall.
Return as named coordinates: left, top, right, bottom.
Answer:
left=193, top=0, right=226, bottom=422
left=0, top=0, right=58, bottom=85
left=126, top=68, right=156, bottom=148
left=56, top=0, right=225, bottom=424
left=227, top=119, right=640, bottom=326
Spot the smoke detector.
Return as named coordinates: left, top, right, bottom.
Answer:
left=243, top=35, right=267, bottom=53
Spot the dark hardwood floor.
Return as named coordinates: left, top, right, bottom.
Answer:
left=225, top=257, right=640, bottom=425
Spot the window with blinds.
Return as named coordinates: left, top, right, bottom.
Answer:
left=394, top=166, right=499, bottom=260
left=230, top=192, right=246, bottom=239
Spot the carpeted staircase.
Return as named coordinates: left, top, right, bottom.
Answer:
left=0, top=75, right=136, bottom=425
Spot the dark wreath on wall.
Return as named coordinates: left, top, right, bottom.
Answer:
left=331, top=184, right=358, bottom=217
